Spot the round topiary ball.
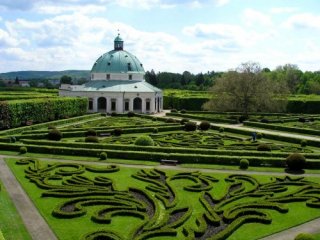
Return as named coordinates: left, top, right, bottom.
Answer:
left=111, top=112, right=117, bottom=117
left=219, top=127, right=224, bottom=133
left=184, top=122, right=197, bottom=131
left=180, top=109, right=186, bottom=114
left=19, top=146, right=27, bottom=154
left=180, top=118, right=189, bottom=125
left=166, top=118, right=175, bottom=123
left=239, top=159, right=249, bottom=170
left=99, top=152, right=107, bottom=160
left=48, top=129, right=62, bottom=141
left=257, top=132, right=263, bottom=139
left=153, top=128, right=158, bottom=133
left=171, top=109, right=177, bottom=113
left=294, top=233, right=315, bottom=240
left=199, top=121, right=211, bottom=131
left=300, top=140, right=307, bottom=147
left=257, top=144, right=271, bottom=151
left=85, top=136, right=99, bottom=143
left=85, top=129, right=97, bottom=137
left=134, top=135, right=154, bottom=146
left=127, top=111, right=135, bottom=117
left=113, top=128, right=123, bottom=136
left=286, top=153, right=306, bottom=171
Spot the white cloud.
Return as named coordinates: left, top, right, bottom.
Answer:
left=270, top=7, right=297, bottom=14
left=213, top=0, right=230, bottom=7
left=243, top=9, right=272, bottom=27
left=283, top=13, right=320, bottom=30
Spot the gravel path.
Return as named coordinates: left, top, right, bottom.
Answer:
left=0, top=156, right=57, bottom=240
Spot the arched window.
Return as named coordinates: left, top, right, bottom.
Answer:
left=97, top=97, right=107, bottom=112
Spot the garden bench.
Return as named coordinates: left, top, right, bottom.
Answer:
left=99, top=133, right=111, bottom=137
left=160, top=159, right=179, bottom=166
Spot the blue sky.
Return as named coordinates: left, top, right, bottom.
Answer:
left=0, top=0, right=319, bottom=73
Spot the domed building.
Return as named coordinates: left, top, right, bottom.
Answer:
left=59, top=34, right=163, bottom=114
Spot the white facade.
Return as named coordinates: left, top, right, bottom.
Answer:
left=59, top=87, right=163, bottom=114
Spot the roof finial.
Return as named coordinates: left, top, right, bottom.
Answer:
left=117, top=29, right=120, bottom=36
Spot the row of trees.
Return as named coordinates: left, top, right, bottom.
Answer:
left=145, top=70, right=222, bottom=90
left=145, top=65, right=320, bottom=94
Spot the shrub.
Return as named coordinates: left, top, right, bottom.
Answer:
left=260, top=118, right=269, bottom=123
left=152, top=117, right=157, bottom=121
left=48, top=129, right=62, bottom=141
left=10, top=136, right=16, bottom=143
left=180, top=109, right=186, bottom=114
left=239, top=115, right=248, bottom=123
left=309, top=117, right=315, bottom=122
left=184, top=122, right=197, bottom=131
left=113, top=128, right=123, bottom=136
left=199, top=121, right=211, bottom=131
left=85, top=129, right=97, bottom=137
left=111, top=112, right=117, bottom=117
left=134, top=135, right=154, bottom=146
left=180, top=118, right=189, bottom=125
left=286, top=153, right=306, bottom=171
left=85, top=136, right=99, bottom=143
left=219, top=127, right=224, bottom=133
left=153, top=128, right=158, bottom=133
left=128, top=111, right=135, bottom=117
left=19, top=146, right=27, bottom=154
left=257, top=144, right=271, bottom=151
left=171, top=109, right=177, bottom=113
left=239, top=159, right=249, bottom=169
left=48, top=125, right=56, bottom=130
left=294, top=233, right=315, bottom=240
left=300, top=140, right=307, bottom=147
left=298, top=117, right=306, bottom=123
left=166, top=118, right=175, bottom=123
left=257, top=132, right=263, bottom=139
left=99, top=152, right=107, bottom=160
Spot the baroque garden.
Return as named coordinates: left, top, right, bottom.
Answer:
left=1, top=37, right=320, bottom=240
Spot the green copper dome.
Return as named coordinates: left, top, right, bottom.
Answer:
left=91, top=35, right=145, bottom=74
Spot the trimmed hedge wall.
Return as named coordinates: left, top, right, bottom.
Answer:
left=163, top=96, right=208, bottom=111
left=0, top=97, right=88, bottom=129
left=163, top=96, right=320, bottom=113
left=0, top=113, right=101, bottom=136
left=20, top=139, right=320, bottom=160
left=2, top=142, right=320, bottom=168
left=244, top=121, right=320, bottom=136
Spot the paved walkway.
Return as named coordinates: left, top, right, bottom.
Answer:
left=0, top=157, right=57, bottom=240
left=260, top=218, right=320, bottom=240
left=212, top=123, right=320, bottom=142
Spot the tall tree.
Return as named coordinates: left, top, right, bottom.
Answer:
left=203, top=62, right=288, bottom=116
left=60, top=75, right=72, bottom=84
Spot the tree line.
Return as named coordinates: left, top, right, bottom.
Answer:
left=145, top=64, right=320, bottom=94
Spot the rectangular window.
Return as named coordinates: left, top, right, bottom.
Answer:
left=146, top=101, right=150, bottom=111
left=129, top=74, right=132, bottom=80
left=125, top=100, right=129, bottom=111
left=111, top=99, right=116, bottom=111
left=106, top=74, right=110, bottom=80
left=88, top=98, right=93, bottom=110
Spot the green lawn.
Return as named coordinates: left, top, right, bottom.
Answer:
left=6, top=158, right=320, bottom=240
left=0, top=180, right=31, bottom=240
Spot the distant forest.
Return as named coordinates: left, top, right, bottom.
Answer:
left=1, top=64, right=320, bottom=94
left=145, top=64, right=320, bottom=94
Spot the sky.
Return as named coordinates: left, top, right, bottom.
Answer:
left=0, top=0, right=320, bottom=73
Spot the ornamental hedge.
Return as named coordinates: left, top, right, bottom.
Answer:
left=0, top=97, right=88, bottom=129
